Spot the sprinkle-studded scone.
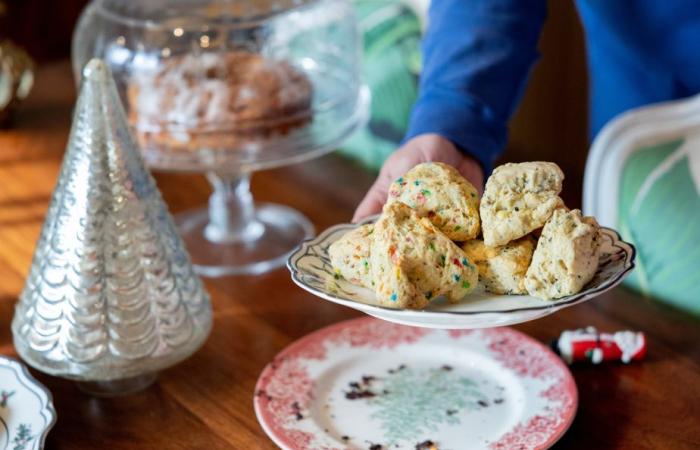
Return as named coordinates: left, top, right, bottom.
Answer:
left=461, top=236, right=536, bottom=295
left=481, top=162, right=565, bottom=247
left=328, top=224, right=374, bottom=288
left=525, top=209, right=601, bottom=300
left=371, top=203, right=479, bottom=309
left=386, top=162, right=480, bottom=241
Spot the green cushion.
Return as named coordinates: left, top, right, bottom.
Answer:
left=618, top=139, right=700, bottom=315
left=339, top=0, right=422, bottom=170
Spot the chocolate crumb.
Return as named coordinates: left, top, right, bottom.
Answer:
left=477, top=400, right=489, bottom=407
left=345, top=390, right=376, bottom=400
left=494, top=398, right=504, bottom=404
left=342, top=435, right=350, bottom=441
left=415, top=440, right=436, bottom=450
left=398, top=364, right=406, bottom=370
left=349, top=381, right=361, bottom=389
left=446, top=409, right=457, bottom=416
left=362, top=375, right=376, bottom=384
left=441, top=365, right=453, bottom=371
left=369, top=444, right=383, bottom=450
left=291, top=401, right=304, bottom=420
left=383, top=389, right=390, bottom=395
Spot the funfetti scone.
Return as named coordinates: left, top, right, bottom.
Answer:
left=481, top=162, right=565, bottom=247
left=525, top=209, right=601, bottom=300
left=461, top=236, right=536, bottom=295
left=328, top=224, right=374, bottom=288
left=371, top=203, right=479, bottom=309
left=386, top=162, right=480, bottom=241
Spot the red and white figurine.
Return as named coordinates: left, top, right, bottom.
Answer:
left=555, top=327, right=647, bottom=364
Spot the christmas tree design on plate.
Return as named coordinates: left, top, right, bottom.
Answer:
left=362, top=365, right=489, bottom=444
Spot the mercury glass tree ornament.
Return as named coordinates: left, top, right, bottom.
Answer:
left=11, top=59, right=212, bottom=396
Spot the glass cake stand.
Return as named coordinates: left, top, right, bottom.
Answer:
left=72, top=0, right=369, bottom=276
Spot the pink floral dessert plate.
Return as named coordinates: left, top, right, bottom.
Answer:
left=287, top=216, right=635, bottom=329
left=255, top=317, right=577, bottom=450
left=0, top=356, right=56, bottom=450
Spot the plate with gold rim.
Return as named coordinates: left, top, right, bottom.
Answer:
left=287, top=216, right=635, bottom=329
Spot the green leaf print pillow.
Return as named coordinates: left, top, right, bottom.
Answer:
left=584, top=95, right=700, bottom=315
left=338, top=0, right=425, bottom=170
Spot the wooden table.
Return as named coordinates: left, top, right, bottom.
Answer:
left=1, top=62, right=699, bottom=450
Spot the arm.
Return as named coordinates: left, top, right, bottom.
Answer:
left=354, top=0, right=546, bottom=221
left=406, top=0, right=547, bottom=173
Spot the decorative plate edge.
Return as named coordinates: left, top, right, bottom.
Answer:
left=0, top=356, right=57, bottom=450
left=287, top=219, right=636, bottom=317
left=253, top=317, right=578, bottom=450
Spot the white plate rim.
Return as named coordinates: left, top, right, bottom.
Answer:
left=0, top=356, right=57, bottom=450
left=287, top=216, right=636, bottom=320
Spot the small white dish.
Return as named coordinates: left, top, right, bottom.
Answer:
left=0, top=356, right=56, bottom=450
left=287, top=216, right=635, bottom=329
left=255, top=317, right=577, bottom=450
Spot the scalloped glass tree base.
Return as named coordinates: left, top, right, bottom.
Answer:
left=177, top=202, right=314, bottom=277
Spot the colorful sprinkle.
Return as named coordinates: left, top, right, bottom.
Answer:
left=453, top=274, right=461, bottom=282
left=461, top=258, right=468, bottom=266
left=421, top=189, right=431, bottom=196
left=390, top=292, right=398, bottom=301
left=439, top=255, right=446, bottom=267
left=462, top=281, right=471, bottom=289
left=429, top=242, right=436, bottom=251
left=452, top=258, right=463, bottom=268
left=424, top=291, right=432, bottom=299
left=454, top=225, right=462, bottom=231
left=414, top=180, right=421, bottom=186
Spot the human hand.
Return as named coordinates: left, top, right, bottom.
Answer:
left=353, top=133, right=485, bottom=222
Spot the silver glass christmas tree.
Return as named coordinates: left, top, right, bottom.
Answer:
left=11, top=59, right=212, bottom=396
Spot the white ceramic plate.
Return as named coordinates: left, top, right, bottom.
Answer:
left=287, top=216, right=635, bottom=329
left=255, top=317, right=577, bottom=450
left=0, top=357, right=56, bottom=450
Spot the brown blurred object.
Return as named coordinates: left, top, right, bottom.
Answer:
left=0, top=0, right=34, bottom=126
left=506, top=0, right=589, bottom=209
left=0, top=0, right=88, bottom=62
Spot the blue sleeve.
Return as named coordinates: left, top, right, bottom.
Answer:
left=404, top=0, right=547, bottom=174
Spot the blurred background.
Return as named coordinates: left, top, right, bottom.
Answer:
left=0, top=0, right=589, bottom=207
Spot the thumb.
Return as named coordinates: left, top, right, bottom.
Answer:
left=353, top=178, right=388, bottom=222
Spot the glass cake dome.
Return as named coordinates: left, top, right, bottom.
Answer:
left=72, top=0, right=369, bottom=276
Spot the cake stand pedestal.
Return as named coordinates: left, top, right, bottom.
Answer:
left=177, top=171, right=314, bottom=277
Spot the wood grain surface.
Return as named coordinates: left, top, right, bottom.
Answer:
left=0, top=62, right=698, bottom=450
